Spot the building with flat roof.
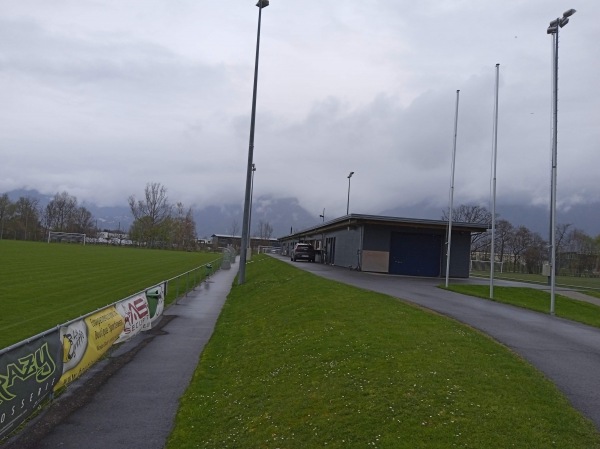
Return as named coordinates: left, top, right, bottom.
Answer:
left=279, top=214, right=488, bottom=278
left=211, top=234, right=279, bottom=251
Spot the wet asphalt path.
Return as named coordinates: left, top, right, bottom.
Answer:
left=276, top=256, right=600, bottom=429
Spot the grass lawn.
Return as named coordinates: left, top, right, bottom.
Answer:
left=166, top=255, right=600, bottom=449
left=444, top=285, right=600, bottom=329
left=584, top=290, right=600, bottom=300
left=0, top=240, right=220, bottom=349
left=471, top=270, right=600, bottom=291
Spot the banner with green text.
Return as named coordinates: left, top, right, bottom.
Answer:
left=0, top=331, right=63, bottom=439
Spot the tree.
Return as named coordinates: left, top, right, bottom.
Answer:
left=128, top=183, right=172, bottom=247
left=508, top=226, right=533, bottom=272
left=564, top=228, right=596, bottom=276
left=257, top=220, right=273, bottom=240
left=442, top=204, right=492, bottom=256
left=71, top=206, right=94, bottom=234
left=0, top=196, right=41, bottom=241
left=13, top=196, right=40, bottom=240
left=523, top=232, right=546, bottom=274
left=0, top=194, right=10, bottom=239
left=495, top=219, right=514, bottom=264
left=229, top=219, right=239, bottom=238
left=44, top=192, right=78, bottom=232
left=171, top=202, right=197, bottom=250
left=41, top=191, right=94, bottom=237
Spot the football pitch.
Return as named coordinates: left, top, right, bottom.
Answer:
left=0, top=240, right=222, bottom=349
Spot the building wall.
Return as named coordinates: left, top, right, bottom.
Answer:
left=362, top=225, right=392, bottom=272
left=280, top=222, right=475, bottom=278
left=441, top=231, right=472, bottom=278
left=361, top=225, right=472, bottom=278
left=325, top=227, right=362, bottom=269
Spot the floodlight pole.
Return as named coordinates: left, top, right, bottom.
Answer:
left=239, top=0, right=269, bottom=285
left=445, top=90, right=460, bottom=288
left=546, top=8, right=576, bottom=313
left=346, top=171, right=354, bottom=215
left=490, top=64, right=500, bottom=299
left=248, top=163, right=256, bottom=251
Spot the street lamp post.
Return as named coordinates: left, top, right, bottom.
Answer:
left=248, top=163, right=256, bottom=252
left=239, top=0, right=269, bottom=285
left=346, top=172, right=354, bottom=215
left=320, top=208, right=325, bottom=222
left=547, top=8, right=576, bottom=314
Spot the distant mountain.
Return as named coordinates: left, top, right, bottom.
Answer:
left=4, top=189, right=318, bottom=238
left=194, top=195, right=318, bottom=239
left=6, top=188, right=53, bottom=205
left=5, top=189, right=134, bottom=232
left=6, top=188, right=599, bottom=239
left=380, top=201, right=600, bottom=238
left=495, top=203, right=600, bottom=238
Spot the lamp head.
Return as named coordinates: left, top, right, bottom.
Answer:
left=563, top=9, right=576, bottom=18
left=256, top=0, right=269, bottom=8
left=348, top=171, right=354, bottom=179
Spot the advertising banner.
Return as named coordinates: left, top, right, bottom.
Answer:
left=145, top=284, right=165, bottom=327
left=0, top=330, right=63, bottom=439
left=55, top=307, right=124, bottom=391
left=114, top=294, right=151, bottom=344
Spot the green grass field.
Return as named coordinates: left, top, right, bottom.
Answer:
left=166, top=255, right=600, bottom=449
left=444, top=284, right=600, bottom=329
left=0, top=240, right=220, bottom=349
left=471, top=270, right=600, bottom=291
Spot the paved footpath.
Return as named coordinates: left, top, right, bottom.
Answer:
left=278, top=256, right=600, bottom=430
left=5, top=261, right=238, bottom=449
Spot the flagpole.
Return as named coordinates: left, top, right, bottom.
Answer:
left=445, top=90, right=460, bottom=288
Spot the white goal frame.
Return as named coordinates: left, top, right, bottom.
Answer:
left=470, top=260, right=503, bottom=273
left=47, top=231, right=87, bottom=245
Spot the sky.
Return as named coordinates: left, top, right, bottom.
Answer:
left=1, top=0, right=598, bottom=220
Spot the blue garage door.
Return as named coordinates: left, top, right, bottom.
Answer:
left=389, top=232, right=442, bottom=277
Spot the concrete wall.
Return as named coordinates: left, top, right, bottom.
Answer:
left=441, top=231, right=472, bottom=278
left=362, top=225, right=391, bottom=272
left=327, top=227, right=362, bottom=269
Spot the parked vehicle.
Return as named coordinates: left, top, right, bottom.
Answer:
left=291, top=243, right=315, bottom=262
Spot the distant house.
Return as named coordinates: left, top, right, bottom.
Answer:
left=279, top=214, right=488, bottom=278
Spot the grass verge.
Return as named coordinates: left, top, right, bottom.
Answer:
left=470, top=270, right=600, bottom=291
left=0, top=240, right=219, bottom=348
left=166, top=255, right=600, bottom=449
left=444, top=285, right=600, bottom=329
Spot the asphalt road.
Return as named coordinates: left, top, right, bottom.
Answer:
left=277, top=256, right=600, bottom=430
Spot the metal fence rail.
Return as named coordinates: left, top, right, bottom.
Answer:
left=165, top=257, right=223, bottom=304
left=0, top=257, right=224, bottom=357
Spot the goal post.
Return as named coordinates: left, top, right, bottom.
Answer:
left=470, top=260, right=503, bottom=273
left=48, top=231, right=87, bottom=245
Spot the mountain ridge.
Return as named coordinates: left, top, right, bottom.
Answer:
left=5, top=189, right=600, bottom=239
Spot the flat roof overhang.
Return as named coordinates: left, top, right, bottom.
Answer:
left=278, top=213, right=489, bottom=242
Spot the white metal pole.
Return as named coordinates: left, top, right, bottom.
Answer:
left=445, top=90, right=460, bottom=288
left=550, top=25, right=559, bottom=315
left=490, top=64, right=500, bottom=298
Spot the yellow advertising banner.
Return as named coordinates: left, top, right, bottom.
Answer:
left=55, top=307, right=124, bottom=390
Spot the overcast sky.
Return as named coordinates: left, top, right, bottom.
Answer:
left=1, top=0, right=598, bottom=219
